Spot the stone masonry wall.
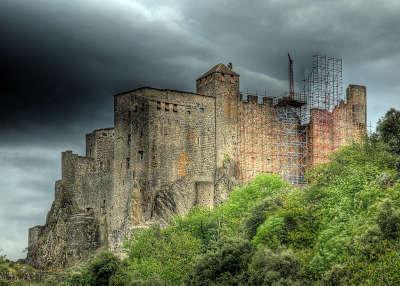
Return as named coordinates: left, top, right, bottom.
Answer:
left=110, top=87, right=215, bottom=250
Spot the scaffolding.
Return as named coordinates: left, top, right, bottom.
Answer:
left=267, top=55, right=343, bottom=184
left=239, top=55, right=344, bottom=185
left=270, top=91, right=307, bottom=185
left=303, top=55, right=344, bottom=166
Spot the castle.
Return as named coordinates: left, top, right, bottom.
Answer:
left=27, top=56, right=366, bottom=269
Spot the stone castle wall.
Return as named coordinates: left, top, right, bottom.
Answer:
left=109, top=88, right=216, bottom=250
left=27, top=63, right=367, bottom=269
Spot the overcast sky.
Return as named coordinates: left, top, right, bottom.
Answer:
left=1, top=0, right=399, bottom=260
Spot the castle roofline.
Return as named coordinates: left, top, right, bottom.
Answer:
left=197, top=63, right=239, bottom=80
left=113, top=86, right=203, bottom=98
left=91, top=127, right=114, bottom=133
left=347, top=84, right=366, bottom=88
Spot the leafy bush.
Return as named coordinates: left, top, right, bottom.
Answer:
left=122, top=225, right=202, bottom=285
left=186, top=238, right=253, bottom=286
left=247, top=246, right=304, bottom=286
left=64, top=251, right=121, bottom=286
left=376, top=199, right=400, bottom=239
left=376, top=108, right=400, bottom=155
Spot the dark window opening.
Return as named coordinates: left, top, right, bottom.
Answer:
left=100, top=161, right=103, bottom=169
left=140, top=130, right=143, bottom=138
left=165, top=103, right=170, bottom=111
left=128, top=111, right=131, bottom=122
left=127, top=134, right=131, bottom=145
left=102, top=132, right=107, bottom=136
left=133, top=105, right=138, bottom=112
left=139, top=151, right=144, bottom=160
left=187, top=109, right=191, bottom=115
left=173, top=104, right=178, bottom=112
left=126, top=157, right=130, bottom=169
left=199, top=107, right=204, bottom=112
left=157, top=101, right=161, bottom=110
left=141, top=103, right=145, bottom=111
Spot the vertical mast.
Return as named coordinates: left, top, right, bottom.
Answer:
left=288, top=53, right=294, bottom=99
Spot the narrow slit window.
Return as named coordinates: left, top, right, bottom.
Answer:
left=126, top=157, right=130, bottom=169
left=138, top=151, right=144, bottom=161
left=127, top=134, right=131, bottom=145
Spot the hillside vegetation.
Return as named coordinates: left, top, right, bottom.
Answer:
left=3, top=108, right=400, bottom=285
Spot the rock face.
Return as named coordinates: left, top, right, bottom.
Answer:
left=27, top=61, right=367, bottom=269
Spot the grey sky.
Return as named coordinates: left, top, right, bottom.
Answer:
left=0, top=0, right=399, bottom=259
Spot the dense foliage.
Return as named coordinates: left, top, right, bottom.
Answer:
left=5, top=108, right=400, bottom=285
left=376, top=108, right=400, bottom=155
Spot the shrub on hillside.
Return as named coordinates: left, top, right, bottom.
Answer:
left=247, top=246, right=304, bottom=286
left=186, top=238, right=253, bottom=286
left=64, top=251, right=121, bottom=286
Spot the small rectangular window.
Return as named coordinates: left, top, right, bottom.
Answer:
left=157, top=101, right=161, bottom=110
left=138, top=151, right=144, bottom=161
left=127, top=134, right=131, bottom=145
left=126, top=157, right=130, bottom=169
left=165, top=103, right=170, bottom=111
left=173, top=104, right=178, bottom=112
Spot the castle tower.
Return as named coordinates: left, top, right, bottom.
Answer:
left=346, top=85, right=367, bottom=127
left=196, top=63, right=240, bottom=167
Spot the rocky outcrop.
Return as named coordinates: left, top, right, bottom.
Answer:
left=27, top=181, right=100, bottom=270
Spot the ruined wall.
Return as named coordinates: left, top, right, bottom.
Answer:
left=110, top=87, right=216, bottom=250
left=237, top=95, right=304, bottom=183
left=308, top=84, right=367, bottom=166
left=27, top=128, right=114, bottom=269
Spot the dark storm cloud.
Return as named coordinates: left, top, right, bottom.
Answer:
left=1, top=0, right=399, bottom=259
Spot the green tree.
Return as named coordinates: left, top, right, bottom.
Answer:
left=376, top=108, right=400, bottom=155
left=247, top=247, right=305, bottom=286
left=186, top=238, right=253, bottom=286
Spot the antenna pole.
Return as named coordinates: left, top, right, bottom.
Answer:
left=288, top=53, right=294, bottom=99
